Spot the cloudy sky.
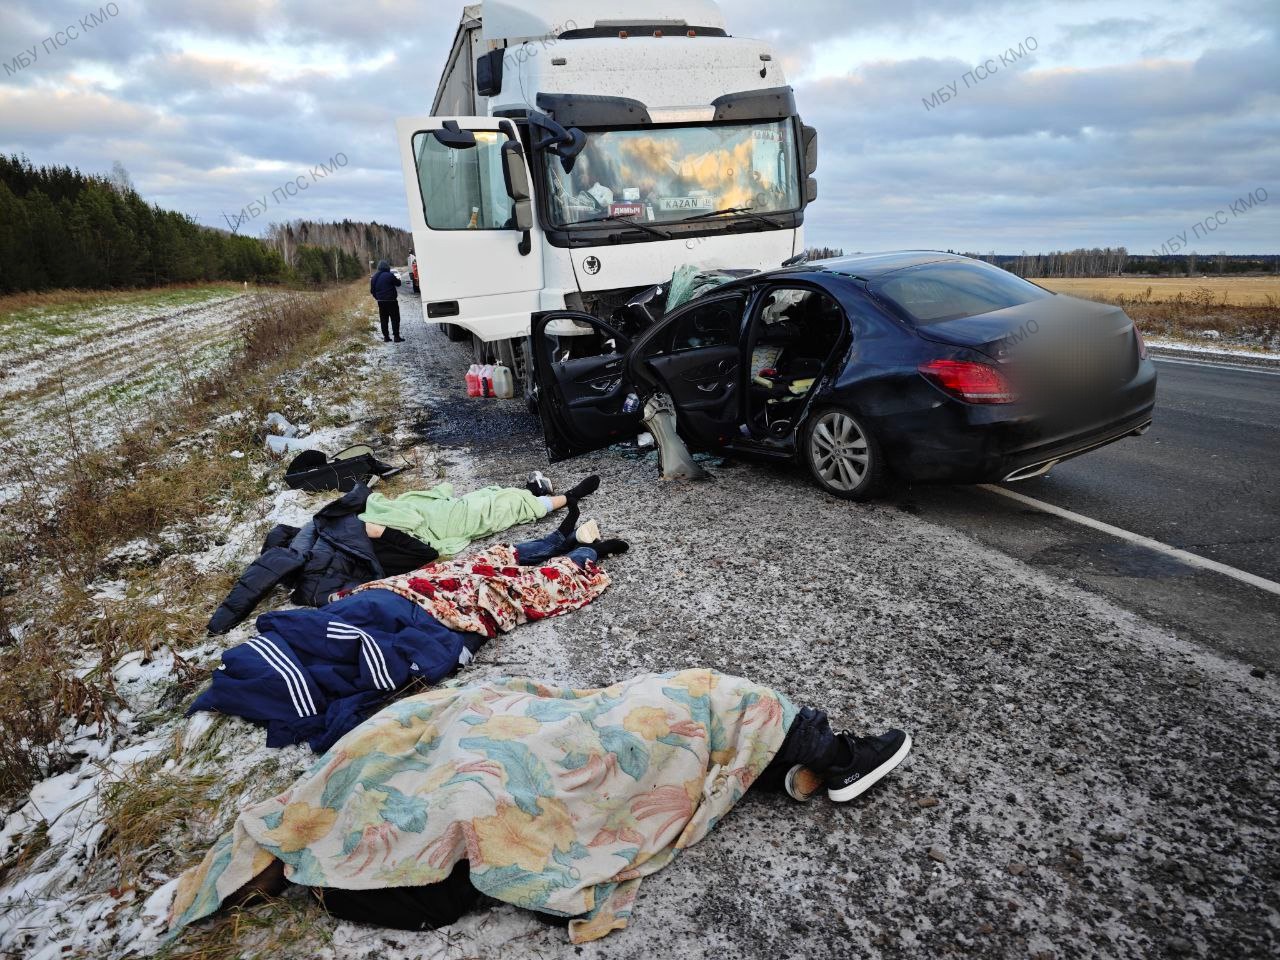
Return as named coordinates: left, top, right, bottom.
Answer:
left=1, top=0, right=1276, bottom=254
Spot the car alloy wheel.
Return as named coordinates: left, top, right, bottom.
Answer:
left=804, top=407, right=885, bottom=500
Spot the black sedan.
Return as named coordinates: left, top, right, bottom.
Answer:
left=528, top=252, right=1157, bottom=500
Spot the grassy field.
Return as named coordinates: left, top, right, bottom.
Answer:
left=0, top=283, right=249, bottom=334
left=1033, top=276, right=1280, bottom=306
left=1032, top=276, right=1280, bottom=349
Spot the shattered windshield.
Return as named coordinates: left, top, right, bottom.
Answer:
left=545, top=119, right=801, bottom=228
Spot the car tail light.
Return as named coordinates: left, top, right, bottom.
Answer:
left=919, top=359, right=1018, bottom=404
left=1133, top=323, right=1148, bottom=360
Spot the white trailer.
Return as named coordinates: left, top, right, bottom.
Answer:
left=396, top=0, right=818, bottom=383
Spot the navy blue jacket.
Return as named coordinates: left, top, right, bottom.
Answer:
left=370, top=266, right=401, bottom=302
left=207, top=484, right=393, bottom=635
left=190, top=589, right=482, bottom=751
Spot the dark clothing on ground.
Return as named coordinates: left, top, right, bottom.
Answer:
left=371, top=526, right=439, bottom=576
left=377, top=299, right=401, bottom=340
left=193, top=528, right=596, bottom=750
left=513, top=528, right=599, bottom=569
left=370, top=264, right=401, bottom=302
left=756, top=706, right=838, bottom=793
left=317, top=862, right=481, bottom=932
left=207, top=484, right=438, bottom=635
left=191, top=588, right=481, bottom=752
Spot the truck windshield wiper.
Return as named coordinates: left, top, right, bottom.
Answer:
left=575, top=213, right=671, bottom=240
left=679, top=206, right=783, bottom=229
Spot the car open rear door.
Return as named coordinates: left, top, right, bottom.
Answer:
left=396, top=116, right=543, bottom=341
left=530, top=312, right=644, bottom=462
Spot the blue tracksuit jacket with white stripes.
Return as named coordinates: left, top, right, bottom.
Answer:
left=189, top=589, right=482, bottom=751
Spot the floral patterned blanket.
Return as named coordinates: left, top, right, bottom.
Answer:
left=169, top=670, right=795, bottom=942
left=336, top=543, right=610, bottom=639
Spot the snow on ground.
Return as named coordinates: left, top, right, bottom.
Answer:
left=1147, top=337, right=1280, bottom=362
left=1, top=294, right=1277, bottom=959
left=0, top=291, right=260, bottom=503
left=0, top=297, right=390, bottom=960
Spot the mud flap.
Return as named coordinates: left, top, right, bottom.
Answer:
left=642, top=393, right=711, bottom=482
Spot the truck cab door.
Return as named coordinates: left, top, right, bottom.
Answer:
left=396, top=116, right=543, bottom=341
left=530, top=312, right=644, bottom=462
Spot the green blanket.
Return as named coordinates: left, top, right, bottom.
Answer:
left=360, top=483, right=549, bottom=557
left=168, top=670, right=794, bottom=943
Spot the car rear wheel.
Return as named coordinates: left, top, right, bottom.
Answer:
left=802, top=406, right=886, bottom=500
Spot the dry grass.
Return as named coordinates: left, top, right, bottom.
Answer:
left=99, top=758, right=221, bottom=890
left=0, top=285, right=372, bottom=805
left=152, top=894, right=334, bottom=960
left=1033, top=276, right=1280, bottom=306
left=1033, top=277, right=1280, bottom=348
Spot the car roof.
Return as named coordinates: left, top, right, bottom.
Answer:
left=679, top=252, right=974, bottom=302
left=805, top=251, right=969, bottom=281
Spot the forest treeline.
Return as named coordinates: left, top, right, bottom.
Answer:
left=0, top=155, right=414, bottom=294
left=264, top=220, right=412, bottom=283
left=963, top=247, right=1279, bottom=278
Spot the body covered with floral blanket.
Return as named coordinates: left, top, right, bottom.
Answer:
left=169, top=669, right=795, bottom=942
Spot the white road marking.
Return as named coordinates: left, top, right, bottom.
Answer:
left=979, top=484, right=1280, bottom=598
left=1153, top=356, right=1280, bottom=376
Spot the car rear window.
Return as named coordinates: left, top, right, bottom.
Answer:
left=871, top=260, right=1053, bottom=325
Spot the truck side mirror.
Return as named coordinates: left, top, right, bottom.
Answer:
left=806, top=178, right=818, bottom=204
left=528, top=111, right=588, bottom=171
left=501, top=142, right=534, bottom=255
left=801, top=124, right=818, bottom=176
left=432, top=120, right=477, bottom=149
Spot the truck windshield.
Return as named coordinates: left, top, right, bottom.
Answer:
left=546, top=119, right=801, bottom=228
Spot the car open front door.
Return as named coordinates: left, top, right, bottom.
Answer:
left=396, top=116, right=543, bottom=340
left=530, top=312, right=644, bottom=462
left=629, top=290, right=751, bottom=450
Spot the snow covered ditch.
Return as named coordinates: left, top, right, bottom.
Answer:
left=0, top=298, right=430, bottom=959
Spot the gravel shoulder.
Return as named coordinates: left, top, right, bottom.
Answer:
left=359, top=292, right=1280, bottom=959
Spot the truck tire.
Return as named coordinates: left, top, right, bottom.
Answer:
left=445, top=324, right=469, bottom=343
left=495, top=338, right=518, bottom=376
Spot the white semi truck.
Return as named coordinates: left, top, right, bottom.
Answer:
left=396, top=0, right=818, bottom=384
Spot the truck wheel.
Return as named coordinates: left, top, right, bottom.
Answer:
left=495, top=338, right=518, bottom=374
left=801, top=406, right=886, bottom=501
left=445, top=324, right=469, bottom=343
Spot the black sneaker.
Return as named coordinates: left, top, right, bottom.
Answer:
left=526, top=470, right=554, bottom=497
left=826, top=729, right=912, bottom=802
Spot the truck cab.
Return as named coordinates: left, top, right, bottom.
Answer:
left=397, top=0, right=818, bottom=383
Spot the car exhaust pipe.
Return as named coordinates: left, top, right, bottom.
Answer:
left=643, top=393, right=711, bottom=482
left=1002, top=460, right=1059, bottom=483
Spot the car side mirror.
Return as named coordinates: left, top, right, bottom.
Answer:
left=501, top=141, right=534, bottom=255
left=432, top=120, right=477, bottom=149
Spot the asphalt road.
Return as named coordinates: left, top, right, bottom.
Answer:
left=1011, top=357, right=1280, bottom=581
left=896, top=357, right=1280, bottom=672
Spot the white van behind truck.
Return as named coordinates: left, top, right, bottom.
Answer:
left=396, top=0, right=818, bottom=384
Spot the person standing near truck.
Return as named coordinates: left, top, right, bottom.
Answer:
left=370, top=260, right=404, bottom=343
